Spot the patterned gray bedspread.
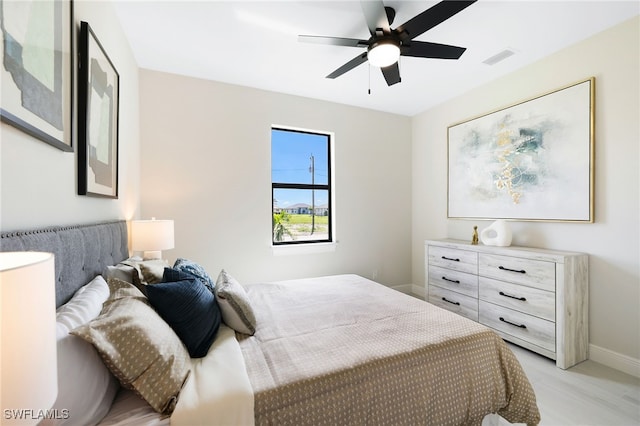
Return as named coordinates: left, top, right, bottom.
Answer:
left=237, top=274, right=540, bottom=426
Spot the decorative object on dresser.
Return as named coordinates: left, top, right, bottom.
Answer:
left=447, top=77, right=594, bottom=222
left=0, top=0, right=74, bottom=151
left=78, top=21, right=120, bottom=198
left=1, top=252, right=58, bottom=425
left=131, top=218, right=175, bottom=260
left=426, top=238, right=588, bottom=369
left=471, top=225, right=479, bottom=245
left=480, top=219, right=512, bottom=246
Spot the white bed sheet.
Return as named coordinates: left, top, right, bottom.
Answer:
left=98, top=389, right=168, bottom=426
left=172, top=324, right=254, bottom=426
left=99, top=325, right=254, bottom=426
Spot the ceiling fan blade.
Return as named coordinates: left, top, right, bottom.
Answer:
left=360, top=0, right=390, bottom=36
left=401, top=41, right=466, bottom=59
left=326, top=52, right=369, bottom=79
left=298, top=35, right=369, bottom=48
left=396, top=0, right=476, bottom=40
left=381, top=62, right=401, bottom=86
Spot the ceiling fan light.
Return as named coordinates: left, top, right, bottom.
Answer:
left=368, top=41, right=400, bottom=68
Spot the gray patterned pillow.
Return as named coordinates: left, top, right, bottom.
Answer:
left=214, top=270, right=256, bottom=335
left=119, top=258, right=170, bottom=296
left=104, top=263, right=136, bottom=284
left=71, top=278, right=191, bottom=414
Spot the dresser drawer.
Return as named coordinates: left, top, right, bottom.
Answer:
left=428, top=286, right=478, bottom=321
left=429, top=265, right=478, bottom=298
left=479, top=253, right=555, bottom=291
left=479, top=301, right=555, bottom=352
left=479, top=277, right=555, bottom=321
left=428, top=246, right=477, bottom=275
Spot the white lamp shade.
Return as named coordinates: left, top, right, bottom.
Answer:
left=368, top=42, right=400, bottom=67
left=131, top=219, right=174, bottom=259
left=1, top=252, right=57, bottom=425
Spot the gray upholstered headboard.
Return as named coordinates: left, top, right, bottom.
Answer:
left=0, top=221, right=129, bottom=307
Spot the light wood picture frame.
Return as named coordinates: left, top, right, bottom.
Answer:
left=448, top=78, right=595, bottom=222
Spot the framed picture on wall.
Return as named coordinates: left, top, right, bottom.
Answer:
left=0, top=0, right=74, bottom=151
left=78, top=21, right=119, bottom=198
left=447, top=77, right=595, bottom=222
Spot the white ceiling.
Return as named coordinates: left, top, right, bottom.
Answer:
left=112, top=0, right=639, bottom=116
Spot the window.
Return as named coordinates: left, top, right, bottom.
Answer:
left=272, top=127, right=332, bottom=245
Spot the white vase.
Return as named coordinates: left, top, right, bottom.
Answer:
left=480, top=220, right=512, bottom=247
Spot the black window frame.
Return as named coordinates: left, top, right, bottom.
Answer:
left=271, top=127, right=333, bottom=246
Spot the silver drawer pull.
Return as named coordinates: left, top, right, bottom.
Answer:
left=499, top=265, right=526, bottom=274
left=499, top=291, right=526, bottom=301
left=442, top=276, right=460, bottom=284
left=442, top=256, right=460, bottom=262
left=499, top=317, right=527, bottom=329
left=442, top=297, right=460, bottom=306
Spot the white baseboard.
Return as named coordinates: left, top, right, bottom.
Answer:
left=589, top=344, right=640, bottom=378
left=390, top=283, right=426, bottom=299
left=391, top=284, right=413, bottom=294
left=411, top=284, right=425, bottom=299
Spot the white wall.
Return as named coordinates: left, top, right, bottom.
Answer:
left=139, top=70, right=412, bottom=287
left=0, top=0, right=140, bottom=232
left=2, top=1, right=636, bottom=374
left=412, top=17, right=640, bottom=365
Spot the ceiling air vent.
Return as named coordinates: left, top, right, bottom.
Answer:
left=482, top=48, right=516, bottom=65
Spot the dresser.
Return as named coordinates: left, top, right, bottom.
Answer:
left=425, top=239, right=588, bottom=369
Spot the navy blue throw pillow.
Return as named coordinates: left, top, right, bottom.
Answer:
left=163, top=267, right=198, bottom=283
left=146, top=268, right=221, bottom=358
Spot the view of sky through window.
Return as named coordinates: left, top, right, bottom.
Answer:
left=272, top=128, right=329, bottom=208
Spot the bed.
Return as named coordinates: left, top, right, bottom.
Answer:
left=1, top=220, right=540, bottom=426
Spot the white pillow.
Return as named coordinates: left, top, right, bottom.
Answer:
left=43, top=276, right=119, bottom=425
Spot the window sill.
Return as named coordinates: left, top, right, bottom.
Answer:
left=271, top=242, right=337, bottom=256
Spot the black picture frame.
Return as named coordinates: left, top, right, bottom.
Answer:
left=78, top=21, right=119, bottom=198
left=0, top=0, right=74, bottom=151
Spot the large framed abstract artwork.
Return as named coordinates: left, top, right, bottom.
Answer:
left=448, top=78, right=594, bottom=222
left=78, top=21, right=119, bottom=198
left=0, top=0, right=74, bottom=151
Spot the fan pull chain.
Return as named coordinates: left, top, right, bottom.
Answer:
left=368, top=63, right=371, bottom=95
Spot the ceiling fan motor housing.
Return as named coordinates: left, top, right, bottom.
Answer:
left=367, top=36, right=402, bottom=67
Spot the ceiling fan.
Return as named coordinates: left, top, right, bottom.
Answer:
left=298, top=0, right=477, bottom=86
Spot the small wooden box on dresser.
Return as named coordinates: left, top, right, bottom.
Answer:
left=425, top=239, right=589, bottom=369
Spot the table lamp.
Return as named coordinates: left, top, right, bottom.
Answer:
left=1, top=251, right=57, bottom=425
left=131, top=218, right=175, bottom=260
